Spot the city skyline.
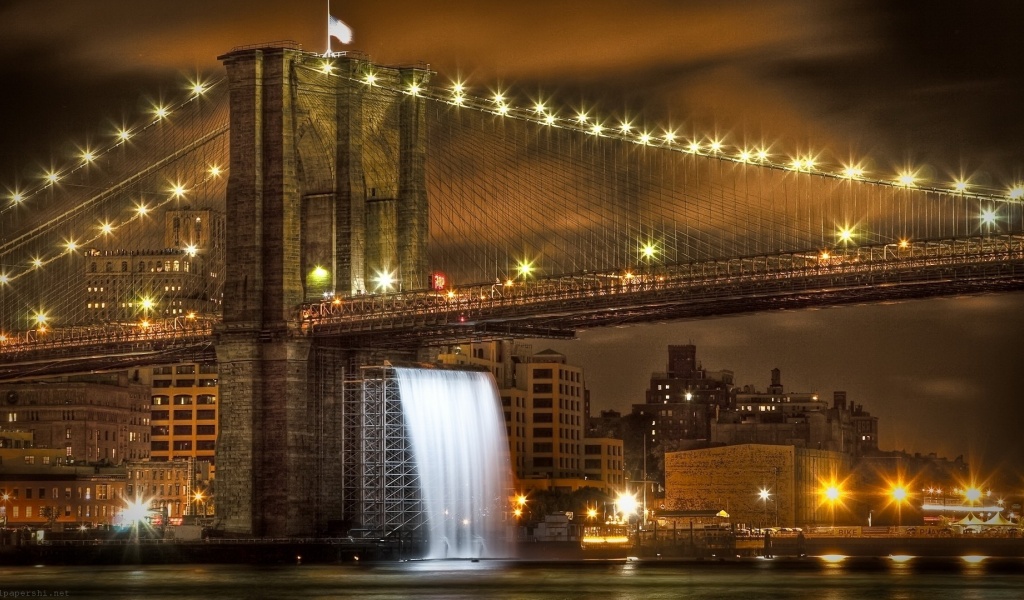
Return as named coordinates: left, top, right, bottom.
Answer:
left=1, top=1, right=1023, bottom=479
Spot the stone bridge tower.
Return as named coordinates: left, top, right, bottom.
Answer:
left=215, top=44, right=431, bottom=536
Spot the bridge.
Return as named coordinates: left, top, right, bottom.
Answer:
left=1, top=43, right=1023, bottom=536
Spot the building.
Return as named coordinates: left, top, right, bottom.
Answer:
left=0, top=431, right=127, bottom=528
left=125, top=459, right=197, bottom=520
left=0, top=375, right=151, bottom=464
left=664, top=444, right=852, bottom=528
left=135, top=362, right=219, bottom=467
left=82, top=207, right=225, bottom=324
left=713, top=372, right=878, bottom=457
left=633, top=344, right=734, bottom=451
left=438, top=341, right=624, bottom=495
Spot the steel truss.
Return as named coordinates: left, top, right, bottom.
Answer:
left=342, top=366, right=425, bottom=540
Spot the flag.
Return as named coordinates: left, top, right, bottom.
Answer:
left=329, top=15, right=353, bottom=45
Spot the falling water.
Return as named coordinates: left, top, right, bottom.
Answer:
left=394, top=367, right=513, bottom=559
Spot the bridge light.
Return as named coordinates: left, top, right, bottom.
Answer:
left=1009, top=185, right=1024, bottom=200
left=136, top=203, right=149, bottom=216
left=33, top=312, right=47, bottom=326
left=534, top=102, right=546, bottom=114
left=0, top=273, right=8, bottom=285
left=408, top=83, right=421, bottom=96
left=374, top=270, right=395, bottom=291
left=45, top=171, right=60, bottom=184
left=517, top=261, right=533, bottom=277
left=952, top=180, right=969, bottom=193
left=170, top=183, right=187, bottom=198
left=709, top=140, right=723, bottom=153
left=363, top=73, right=377, bottom=86
left=898, top=239, right=910, bottom=249
left=641, top=243, right=657, bottom=259
left=140, top=297, right=155, bottom=311
left=577, top=112, right=588, bottom=123
left=311, top=265, right=329, bottom=280
left=117, top=129, right=131, bottom=142
left=620, top=122, right=632, bottom=134
left=209, top=165, right=222, bottom=177
left=154, top=105, right=169, bottom=119
left=590, top=124, right=604, bottom=135
left=842, top=165, right=864, bottom=179
left=192, top=81, right=207, bottom=95
left=185, top=244, right=198, bottom=257
left=837, top=227, right=854, bottom=243
left=737, top=150, right=751, bottom=163
left=756, top=148, right=769, bottom=161
left=544, top=114, right=556, bottom=125
left=186, top=311, right=197, bottom=320
left=10, top=191, right=23, bottom=203
left=803, top=157, right=816, bottom=170
left=139, top=319, right=151, bottom=329
left=319, top=62, right=334, bottom=74
left=687, top=141, right=701, bottom=154
left=452, top=94, right=465, bottom=106
left=896, top=172, right=916, bottom=187
left=790, top=158, right=804, bottom=170
left=65, top=240, right=78, bottom=252
left=504, top=278, right=514, bottom=286
left=492, top=92, right=504, bottom=104
left=638, top=132, right=651, bottom=144
left=980, top=209, right=997, bottom=226
left=31, top=257, right=43, bottom=269
left=820, top=251, right=831, bottom=260
left=81, top=150, right=96, bottom=164
left=452, top=82, right=465, bottom=94
left=663, top=131, right=676, bottom=144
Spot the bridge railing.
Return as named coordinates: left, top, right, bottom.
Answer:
left=299, top=234, right=1024, bottom=332
left=0, top=317, right=217, bottom=355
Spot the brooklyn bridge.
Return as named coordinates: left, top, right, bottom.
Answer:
left=1, top=43, right=1023, bottom=536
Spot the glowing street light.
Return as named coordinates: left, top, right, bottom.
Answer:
left=891, top=484, right=909, bottom=529
left=616, top=491, right=638, bottom=517
left=374, top=270, right=395, bottom=291
left=759, top=488, right=772, bottom=528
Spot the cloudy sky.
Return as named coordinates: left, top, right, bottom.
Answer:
left=1, top=1, right=1023, bottom=479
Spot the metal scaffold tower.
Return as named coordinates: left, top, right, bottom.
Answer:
left=341, top=366, right=425, bottom=540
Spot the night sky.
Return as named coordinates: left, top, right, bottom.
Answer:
left=1, top=1, right=1023, bottom=481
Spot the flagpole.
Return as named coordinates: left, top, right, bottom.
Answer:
left=326, top=0, right=331, bottom=55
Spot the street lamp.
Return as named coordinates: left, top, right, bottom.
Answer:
left=193, top=490, right=205, bottom=517
left=891, top=485, right=908, bottom=530
left=758, top=488, right=771, bottom=529
left=1, top=492, right=9, bottom=528
left=823, top=484, right=842, bottom=530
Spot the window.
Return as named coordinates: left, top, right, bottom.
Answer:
left=152, top=380, right=172, bottom=389
left=197, top=395, right=216, bottom=405
left=533, top=368, right=553, bottom=379
left=532, top=428, right=552, bottom=438
left=532, top=413, right=552, bottom=423
left=176, top=365, right=196, bottom=375
left=152, top=426, right=169, bottom=436
left=585, top=459, right=601, bottom=469
left=152, top=410, right=169, bottom=420
left=173, top=441, right=192, bottom=451
left=532, top=383, right=552, bottom=394
left=197, top=440, right=216, bottom=451
left=152, top=441, right=169, bottom=451
left=533, top=442, right=552, bottom=453
left=532, top=398, right=552, bottom=409
left=196, top=410, right=215, bottom=420
left=173, top=395, right=193, bottom=405
left=173, top=425, right=192, bottom=435
left=198, top=379, right=217, bottom=388
left=532, top=457, right=553, bottom=468
left=196, top=425, right=216, bottom=435
left=173, top=410, right=193, bottom=420
left=584, top=444, right=601, bottom=455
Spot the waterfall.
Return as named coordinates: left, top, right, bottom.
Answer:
left=394, top=367, right=513, bottom=559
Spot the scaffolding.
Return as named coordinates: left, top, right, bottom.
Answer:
left=342, top=366, right=425, bottom=540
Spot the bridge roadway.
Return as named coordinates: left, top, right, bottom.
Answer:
left=2, top=234, right=1023, bottom=379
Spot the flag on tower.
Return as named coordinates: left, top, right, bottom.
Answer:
left=329, top=14, right=353, bottom=45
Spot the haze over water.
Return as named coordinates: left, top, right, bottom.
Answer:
left=3, top=560, right=1024, bottom=599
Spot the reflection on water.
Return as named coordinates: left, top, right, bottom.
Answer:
left=2, top=559, right=1024, bottom=599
